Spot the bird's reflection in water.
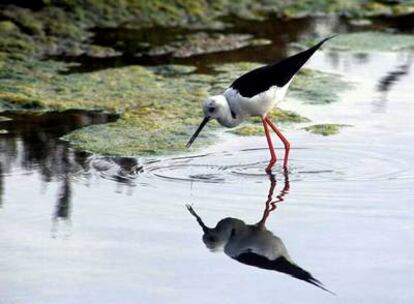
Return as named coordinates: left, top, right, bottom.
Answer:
left=51, top=149, right=72, bottom=239
left=187, top=172, right=333, bottom=294
left=51, top=175, right=72, bottom=239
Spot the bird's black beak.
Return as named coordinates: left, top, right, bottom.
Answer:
left=186, top=117, right=210, bottom=148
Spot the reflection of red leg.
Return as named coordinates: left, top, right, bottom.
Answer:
left=258, top=170, right=290, bottom=228
left=258, top=174, right=276, bottom=227
left=257, top=169, right=290, bottom=229
left=262, top=117, right=276, bottom=173
left=275, top=168, right=290, bottom=204
left=265, top=117, right=290, bottom=169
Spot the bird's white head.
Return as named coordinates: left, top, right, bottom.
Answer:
left=202, top=95, right=229, bottom=122
left=202, top=218, right=236, bottom=251
left=186, top=94, right=239, bottom=148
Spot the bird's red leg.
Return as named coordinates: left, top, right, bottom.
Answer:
left=265, top=117, right=290, bottom=169
left=262, top=117, right=276, bottom=173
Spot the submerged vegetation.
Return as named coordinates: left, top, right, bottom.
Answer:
left=303, top=124, right=351, bottom=136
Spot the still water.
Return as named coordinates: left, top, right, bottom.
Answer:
left=1, top=16, right=414, bottom=304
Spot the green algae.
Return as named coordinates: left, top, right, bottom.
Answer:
left=65, top=119, right=216, bottom=155
left=229, top=125, right=264, bottom=136
left=269, top=108, right=311, bottom=123
left=0, top=20, right=38, bottom=60
left=303, top=123, right=351, bottom=136
left=250, top=108, right=310, bottom=124
left=0, top=60, right=218, bottom=154
left=325, top=32, right=414, bottom=52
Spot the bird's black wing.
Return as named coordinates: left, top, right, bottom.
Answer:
left=234, top=252, right=332, bottom=293
left=230, top=36, right=336, bottom=98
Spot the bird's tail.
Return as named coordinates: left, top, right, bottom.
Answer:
left=284, top=261, right=336, bottom=295
left=271, top=34, right=338, bottom=87
left=272, top=256, right=336, bottom=295
left=313, top=34, right=338, bottom=49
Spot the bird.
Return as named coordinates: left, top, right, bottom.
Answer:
left=185, top=173, right=334, bottom=294
left=186, top=36, right=336, bottom=172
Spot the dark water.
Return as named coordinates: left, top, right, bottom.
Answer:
left=2, top=16, right=414, bottom=304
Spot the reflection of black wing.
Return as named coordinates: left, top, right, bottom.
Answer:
left=234, top=252, right=333, bottom=293
left=230, top=36, right=336, bottom=98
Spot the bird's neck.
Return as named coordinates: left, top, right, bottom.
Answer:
left=217, top=98, right=243, bottom=128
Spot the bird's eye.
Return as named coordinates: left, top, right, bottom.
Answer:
left=208, top=107, right=215, bottom=113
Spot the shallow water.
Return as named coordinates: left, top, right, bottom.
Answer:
left=2, top=17, right=414, bottom=304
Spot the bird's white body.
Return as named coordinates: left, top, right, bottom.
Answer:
left=204, top=81, right=292, bottom=129
left=224, top=81, right=292, bottom=121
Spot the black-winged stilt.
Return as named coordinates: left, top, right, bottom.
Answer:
left=186, top=173, right=333, bottom=293
left=186, top=36, right=336, bottom=172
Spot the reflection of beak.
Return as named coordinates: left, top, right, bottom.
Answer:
left=186, top=204, right=210, bottom=234
left=186, top=117, right=210, bottom=148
